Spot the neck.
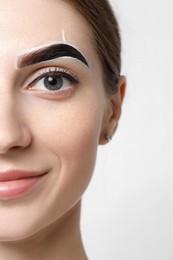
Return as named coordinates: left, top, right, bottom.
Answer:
left=0, top=201, right=88, bottom=260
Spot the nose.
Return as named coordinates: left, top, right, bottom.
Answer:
left=0, top=96, right=32, bottom=154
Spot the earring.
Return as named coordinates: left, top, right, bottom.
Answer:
left=105, top=133, right=112, bottom=142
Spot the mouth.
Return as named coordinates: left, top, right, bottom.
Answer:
left=0, top=170, right=47, bottom=200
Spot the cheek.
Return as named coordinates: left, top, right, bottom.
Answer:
left=31, top=89, right=104, bottom=160
left=29, top=96, right=104, bottom=203
left=42, top=101, right=102, bottom=175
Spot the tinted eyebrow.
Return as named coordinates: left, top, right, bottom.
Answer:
left=17, top=44, right=89, bottom=68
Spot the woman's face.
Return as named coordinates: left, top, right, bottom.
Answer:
left=0, top=0, right=113, bottom=240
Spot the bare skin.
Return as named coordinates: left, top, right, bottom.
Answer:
left=0, top=0, right=126, bottom=259
left=0, top=202, right=87, bottom=260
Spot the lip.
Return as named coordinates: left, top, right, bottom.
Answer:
left=0, top=170, right=47, bottom=200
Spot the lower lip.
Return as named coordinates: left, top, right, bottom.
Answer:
left=0, top=175, right=46, bottom=200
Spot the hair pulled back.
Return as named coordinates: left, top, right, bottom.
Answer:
left=67, top=0, right=121, bottom=95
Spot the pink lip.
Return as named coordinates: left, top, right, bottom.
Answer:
left=0, top=170, right=47, bottom=200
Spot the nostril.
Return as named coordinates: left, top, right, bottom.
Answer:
left=0, top=129, right=32, bottom=154
left=10, top=145, right=26, bottom=151
left=0, top=145, right=24, bottom=154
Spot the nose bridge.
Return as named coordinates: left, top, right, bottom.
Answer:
left=0, top=89, right=31, bottom=153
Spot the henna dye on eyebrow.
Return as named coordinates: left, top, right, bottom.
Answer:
left=18, top=44, right=89, bottom=68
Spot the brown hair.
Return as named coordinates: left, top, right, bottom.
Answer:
left=67, top=0, right=121, bottom=95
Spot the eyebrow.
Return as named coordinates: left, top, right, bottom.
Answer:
left=17, top=44, right=89, bottom=68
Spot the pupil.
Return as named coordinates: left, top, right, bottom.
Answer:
left=44, top=76, right=63, bottom=90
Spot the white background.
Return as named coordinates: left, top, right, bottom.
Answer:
left=81, top=0, right=173, bottom=259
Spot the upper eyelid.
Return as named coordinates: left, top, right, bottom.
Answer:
left=18, top=57, right=89, bottom=86
left=29, top=71, right=79, bottom=87
left=24, top=67, right=79, bottom=86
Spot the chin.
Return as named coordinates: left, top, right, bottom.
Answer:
left=0, top=223, right=41, bottom=242
left=0, top=199, right=80, bottom=243
left=0, top=209, right=47, bottom=242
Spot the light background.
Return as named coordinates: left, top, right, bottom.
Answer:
left=81, top=0, right=173, bottom=259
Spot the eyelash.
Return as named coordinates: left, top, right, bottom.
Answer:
left=26, top=67, right=80, bottom=95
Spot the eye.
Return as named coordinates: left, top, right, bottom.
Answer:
left=26, top=67, right=80, bottom=94
left=32, top=74, right=72, bottom=92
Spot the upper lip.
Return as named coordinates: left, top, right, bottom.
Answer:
left=0, top=170, right=45, bottom=181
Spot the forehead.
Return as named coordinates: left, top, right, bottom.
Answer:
left=0, top=0, right=94, bottom=58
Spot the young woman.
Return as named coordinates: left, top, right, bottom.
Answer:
left=0, top=0, right=126, bottom=259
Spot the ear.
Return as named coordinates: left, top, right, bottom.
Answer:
left=99, top=76, right=126, bottom=145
